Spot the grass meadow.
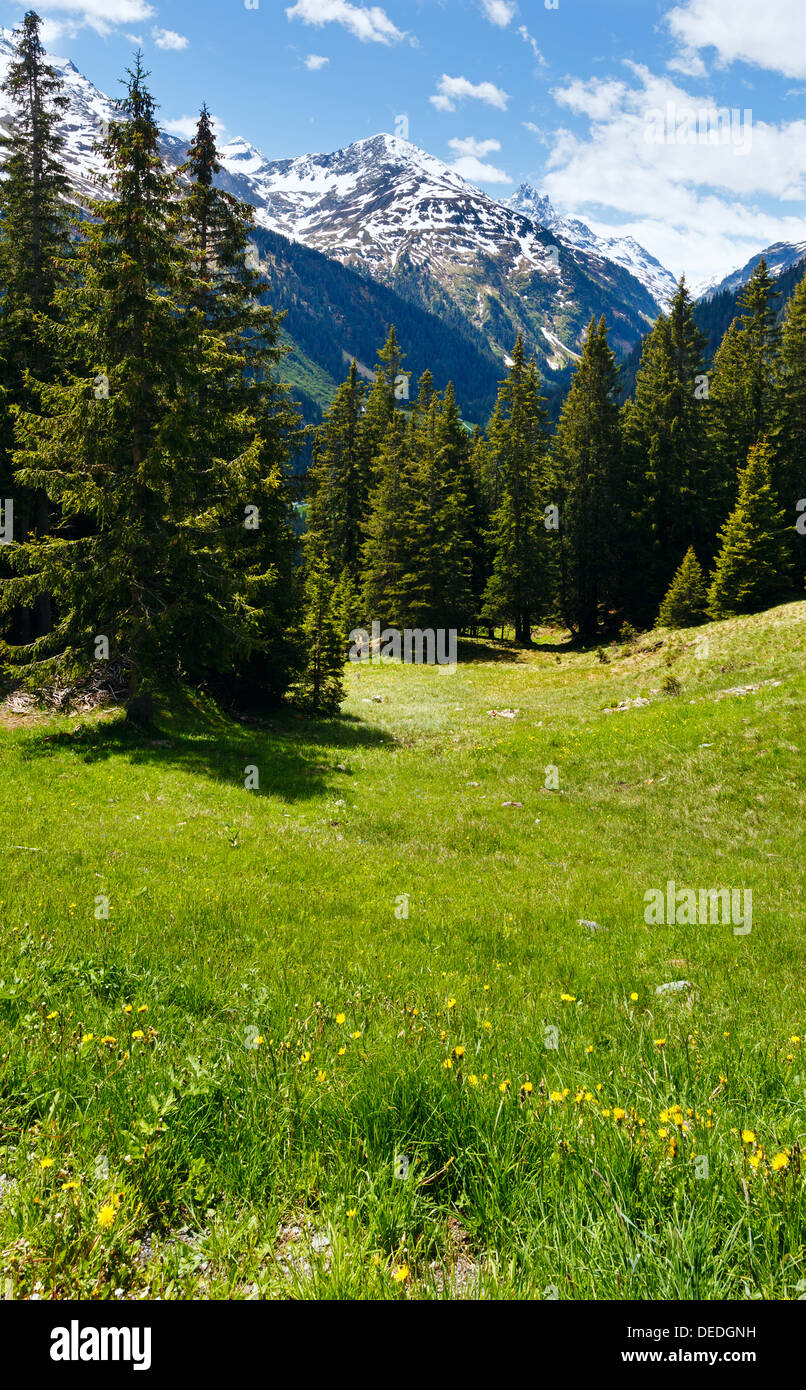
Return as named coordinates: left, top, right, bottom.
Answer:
left=0, top=600, right=804, bottom=1300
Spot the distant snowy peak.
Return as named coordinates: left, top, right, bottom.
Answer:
left=695, top=240, right=806, bottom=301
left=505, top=183, right=677, bottom=308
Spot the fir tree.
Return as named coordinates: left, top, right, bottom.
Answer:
left=707, top=439, right=791, bottom=618
left=306, top=359, right=369, bottom=587
left=772, top=269, right=806, bottom=583
left=708, top=259, right=780, bottom=521
left=481, top=336, right=549, bottom=644
left=176, top=106, right=303, bottom=702
left=298, top=547, right=347, bottom=715
left=1, top=58, right=290, bottom=722
left=553, top=317, right=620, bottom=639
left=360, top=412, right=416, bottom=629
left=656, top=547, right=708, bottom=628
left=0, top=10, right=71, bottom=641
left=620, top=279, right=711, bottom=617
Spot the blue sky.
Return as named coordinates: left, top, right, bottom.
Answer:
left=3, top=0, right=806, bottom=282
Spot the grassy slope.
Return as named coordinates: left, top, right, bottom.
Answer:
left=0, top=601, right=804, bottom=1300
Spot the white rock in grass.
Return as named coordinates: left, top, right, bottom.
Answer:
left=655, top=980, right=693, bottom=996
left=579, top=919, right=607, bottom=933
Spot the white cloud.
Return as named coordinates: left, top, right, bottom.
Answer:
left=151, top=26, right=188, bottom=50
left=450, top=153, right=512, bottom=184
left=25, top=0, right=155, bottom=40
left=479, top=0, right=516, bottom=26
left=430, top=74, right=509, bottom=112
left=285, top=0, right=405, bottom=45
left=518, top=26, right=544, bottom=63
left=164, top=113, right=226, bottom=140
left=667, top=0, right=806, bottom=79
left=544, top=62, right=806, bottom=282
left=448, top=136, right=502, bottom=157
left=304, top=53, right=330, bottom=69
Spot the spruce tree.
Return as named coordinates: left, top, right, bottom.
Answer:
left=360, top=412, right=416, bottom=629
left=481, top=336, right=549, bottom=644
left=707, top=439, right=791, bottom=618
left=656, top=547, right=708, bottom=628
left=620, top=279, right=711, bottom=618
left=553, top=317, right=620, bottom=639
left=772, top=269, right=806, bottom=583
left=298, top=547, right=347, bottom=714
left=176, top=106, right=303, bottom=702
left=708, top=259, right=780, bottom=521
left=0, top=10, right=71, bottom=641
left=1, top=58, right=283, bottom=722
left=306, top=359, right=369, bottom=588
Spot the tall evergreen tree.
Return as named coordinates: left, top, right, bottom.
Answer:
left=620, top=279, right=711, bottom=618
left=176, top=106, right=303, bottom=701
left=306, top=359, right=369, bottom=588
left=481, top=336, right=550, bottom=644
left=298, top=547, right=347, bottom=715
left=360, top=411, right=416, bottom=629
left=772, top=269, right=806, bottom=583
left=707, top=438, right=791, bottom=618
left=553, top=317, right=620, bottom=639
left=707, top=259, right=780, bottom=521
left=0, top=58, right=294, bottom=722
left=0, top=10, right=71, bottom=640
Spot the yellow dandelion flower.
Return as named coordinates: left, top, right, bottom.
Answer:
left=131, top=1030, right=145, bottom=1040
left=316, top=1069, right=327, bottom=1083
left=658, top=1127, right=669, bottom=1138
left=137, top=1005, right=148, bottom=1014
left=81, top=1033, right=94, bottom=1044
left=351, top=1031, right=361, bottom=1040
left=654, top=1038, right=666, bottom=1048
left=499, top=1079, right=510, bottom=1093
left=585, top=1045, right=594, bottom=1054
left=467, top=1074, right=478, bottom=1086
left=46, top=1011, right=58, bottom=1020
left=39, top=1157, right=54, bottom=1170
left=741, top=1129, right=756, bottom=1145
left=630, top=992, right=638, bottom=1002
left=61, top=1180, right=79, bottom=1191
left=391, top=1265, right=410, bottom=1284
left=97, top=1204, right=116, bottom=1229
left=521, top=1081, right=533, bottom=1094
left=613, top=1107, right=626, bottom=1121
left=790, top=1035, right=801, bottom=1045
left=748, top=1151, right=762, bottom=1170
left=443, top=1057, right=453, bottom=1069
left=549, top=1091, right=565, bottom=1103
left=346, top=1208, right=357, bottom=1218
left=338, top=1046, right=346, bottom=1056
left=560, top=993, right=576, bottom=1003
left=446, top=999, right=457, bottom=1010
left=335, top=1013, right=346, bottom=1025
left=771, top=1152, right=789, bottom=1171
left=101, top=1035, right=117, bottom=1045
left=301, top=1051, right=311, bottom=1063
left=123, top=1005, right=133, bottom=1014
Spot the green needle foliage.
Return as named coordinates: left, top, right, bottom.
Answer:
left=708, top=439, right=791, bottom=619
left=656, top=546, right=708, bottom=628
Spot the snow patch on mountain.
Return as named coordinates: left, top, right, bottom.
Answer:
left=505, top=183, right=678, bottom=308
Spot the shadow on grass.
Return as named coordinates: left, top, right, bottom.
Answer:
left=456, top=634, right=575, bottom=663
left=18, top=702, right=394, bottom=803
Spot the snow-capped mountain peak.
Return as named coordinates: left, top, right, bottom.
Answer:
left=505, top=182, right=677, bottom=307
